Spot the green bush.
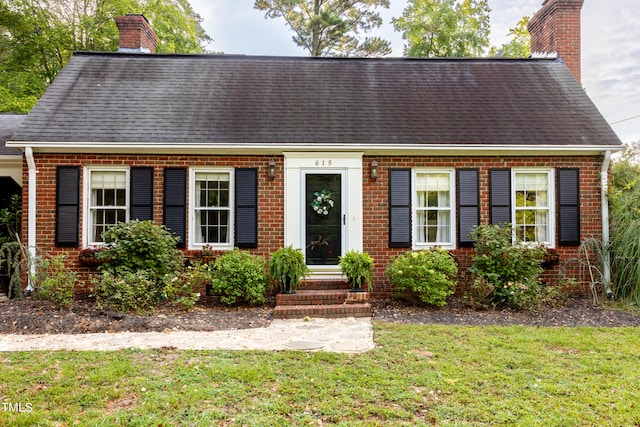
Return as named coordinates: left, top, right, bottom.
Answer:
left=467, top=224, right=545, bottom=310
left=98, top=220, right=183, bottom=281
left=209, top=249, right=267, bottom=305
left=92, top=220, right=193, bottom=313
left=164, top=263, right=207, bottom=311
left=384, top=247, right=458, bottom=306
left=35, top=254, right=77, bottom=309
left=92, top=269, right=158, bottom=314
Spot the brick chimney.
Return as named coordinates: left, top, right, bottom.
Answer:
left=115, top=14, right=158, bottom=54
left=528, top=0, right=584, bottom=83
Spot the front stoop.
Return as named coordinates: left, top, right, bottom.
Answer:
left=274, top=289, right=372, bottom=319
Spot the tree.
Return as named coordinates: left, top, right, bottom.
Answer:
left=0, top=0, right=211, bottom=113
left=254, top=0, right=391, bottom=57
left=489, top=15, right=530, bottom=58
left=392, top=0, right=491, bottom=58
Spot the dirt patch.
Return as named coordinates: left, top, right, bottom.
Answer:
left=1, top=296, right=640, bottom=335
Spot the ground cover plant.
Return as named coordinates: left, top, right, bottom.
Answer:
left=2, top=324, right=639, bottom=426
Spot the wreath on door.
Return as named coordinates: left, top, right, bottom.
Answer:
left=311, top=189, right=334, bottom=216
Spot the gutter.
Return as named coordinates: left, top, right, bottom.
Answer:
left=601, top=150, right=613, bottom=298
left=25, top=147, right=37, bottom=292
left=6, top=141, right=625, bottom=157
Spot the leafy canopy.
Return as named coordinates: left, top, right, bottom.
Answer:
left=489, top=15, right=531, bottom=58
left=392, top=0, right=491, bottom=58
left=0, top=0, right=211, bottom=113
left=254, top=0, right=391, bottom=57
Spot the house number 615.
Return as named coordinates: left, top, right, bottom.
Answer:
left=315, top=160, right=332, bottom=166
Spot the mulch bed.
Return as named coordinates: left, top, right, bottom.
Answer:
left=373, top=297, right=640, bottom=327
left=1, top=296, right=639, bottom=335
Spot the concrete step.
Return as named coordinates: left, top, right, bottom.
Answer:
left=273, top=302, right=373, bottom=319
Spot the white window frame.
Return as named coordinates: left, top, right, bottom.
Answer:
left=189, top=167, right=234, bottom=251
left=412, top=169, right=456, bottom=250
left=83, top=167, right=130, bottom=247
left=511, top=168, right=556, bottom=247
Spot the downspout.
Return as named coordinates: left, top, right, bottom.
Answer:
left=25, top=147, right=37, bottom=292
left=601, top=150, right=613, bottom=298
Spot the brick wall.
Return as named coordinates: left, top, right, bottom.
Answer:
left=362, top=155, right=603, bottom=297
left=24, top=154, right=284, bottom=287
left=528, top=0, right=584, bottom=83
left=24, top=153, right=603, bottom=296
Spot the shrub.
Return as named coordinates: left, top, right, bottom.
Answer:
left=98, top=220, right=183, bottom=281
left=92, top=269, right=158, bottom=314
left=164, top=263, right=207, bottom=311
left=35, top=254, right=77, bottom=309
left=384, top=247, right=458, bottom=306
left=92, top=221, right=188, bottom=313
left=209, top=249, right=267, bottom=305
left=467, top=224, right=546, bottom=310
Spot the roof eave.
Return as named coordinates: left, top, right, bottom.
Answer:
left=7, top=141, right=623, bottom=156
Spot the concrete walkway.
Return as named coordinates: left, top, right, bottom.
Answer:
left=0, top=317, right=375, bottom=353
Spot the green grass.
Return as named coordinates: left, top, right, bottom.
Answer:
left=2, top=323, right=640, bottom=426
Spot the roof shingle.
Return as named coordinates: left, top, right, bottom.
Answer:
left=11, top=53, right=622, bottom=148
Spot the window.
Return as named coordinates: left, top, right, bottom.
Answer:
left=413, top=170, right=455, bottom=248
left=86, top=169, right=128, bottom=244
left=513, top=169, right=555, bottom=245
left=190, top=169, right=233, bottom=248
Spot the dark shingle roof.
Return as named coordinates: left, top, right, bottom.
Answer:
left=0, top=114, right=25, bottom=155
left=11, top=53, right=622, bottom=148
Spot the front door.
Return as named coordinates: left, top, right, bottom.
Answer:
left=304, top=173, right=343, bottom=265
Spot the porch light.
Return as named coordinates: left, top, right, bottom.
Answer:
left=370, top=160, right=379, bottom=180
left=267, top=159, right=276, bottom=179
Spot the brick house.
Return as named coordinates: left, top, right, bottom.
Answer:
left=7, top=0, right=622, bottom=298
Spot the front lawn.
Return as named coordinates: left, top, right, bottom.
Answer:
left=1, top=323, right=639, bottom=426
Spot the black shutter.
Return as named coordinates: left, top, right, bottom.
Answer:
left=163, top=168, right=186, bottom=248
left=55, top=166, right=80, bottom=247
left=457, top=169, right=479, bottom=247
left=490, top=169, right=511, bottom=225
left=235, top=168, right=258, bottom=248
left=389, top=169, right=411, bottom=248
left=557, top=168, right=580, bottom=246
left=130, top=167, right=153, bottom=221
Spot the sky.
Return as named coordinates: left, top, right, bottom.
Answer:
left=188, top=0, right=640, bottom=145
